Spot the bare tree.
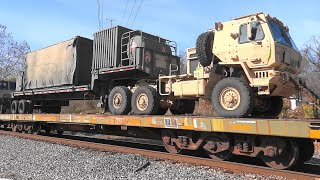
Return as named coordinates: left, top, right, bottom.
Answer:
left=302, top=36, right=320, bottom=69
left=179, top=50, right=187, bottom=74
left=0, top=25, right=30, bottom=80
left=301, top=35, right=320, bottom=96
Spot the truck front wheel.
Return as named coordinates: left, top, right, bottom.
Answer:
left=212, top=77, right=254, bottom=118
left=108, top=86, right=132, bottom=115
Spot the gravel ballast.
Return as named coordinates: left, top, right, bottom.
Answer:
left=0, top=135, right=286, bottom=180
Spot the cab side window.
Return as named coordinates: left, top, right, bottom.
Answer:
left=239, top=21, right=265, bottom=43
left=239, top=24, right=248, bottom=43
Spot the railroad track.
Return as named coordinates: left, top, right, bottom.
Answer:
left=0, top=130, right=319, bottom=180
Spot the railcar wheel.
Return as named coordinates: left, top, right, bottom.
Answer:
left=297, top=139, right=314, bottom=163
left=203, top=134, right=232, bottom=161
left=161, top=130, right=182, bottom=154
left=108, top=86, right=132, bottom=115
left=260, top=138, right=299, bottom=170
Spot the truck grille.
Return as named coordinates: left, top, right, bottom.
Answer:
left=255, top=71, right=269, bottom=78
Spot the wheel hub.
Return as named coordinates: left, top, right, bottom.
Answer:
left=136, top=93, right=148, bottom=111
left=113, top=93, right=123, bottom=109
left=220, top=87, right=241, bottom=110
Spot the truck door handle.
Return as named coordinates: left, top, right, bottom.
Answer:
left=252, top=41, right=262, bottom=45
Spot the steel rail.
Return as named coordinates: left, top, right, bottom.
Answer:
left=0, top=130, right=319, bottom=180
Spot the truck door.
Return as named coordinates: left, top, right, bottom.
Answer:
left=236, top=20, right=271, bottom=67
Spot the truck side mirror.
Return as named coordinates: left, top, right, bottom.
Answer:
left=247, top=22, right=260, bottom=41
left=285, top=26, right=289, bottom=32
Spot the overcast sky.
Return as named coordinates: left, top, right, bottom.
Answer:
left=1, top=0, right=319, bottom=51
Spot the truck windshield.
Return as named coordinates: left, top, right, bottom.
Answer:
left=0, top=81, right=8, bottom=90
left=268, top=20, right=299, bottom=52
left=9, top=82, right=16, bottom=90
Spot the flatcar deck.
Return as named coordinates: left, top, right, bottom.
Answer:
left=1, top=114, right=320, bottom=140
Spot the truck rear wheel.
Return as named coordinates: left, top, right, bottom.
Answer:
left=18, top=100, right=28, bottom=114
left=108, top=86, right=132, bottom=115
left=170, top=99, right=195, bottom=115
left=252, top=96, right=283, bottom=118
left=196, top=31, right=214, bottom=67
left=212, top=77, right=254, bottom=118
left=131, top=86, right=159, bottom=115
left=11, top=100, right=18, bottom=114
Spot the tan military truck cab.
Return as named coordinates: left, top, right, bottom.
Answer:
left=159, top=12, right=303, bottom=118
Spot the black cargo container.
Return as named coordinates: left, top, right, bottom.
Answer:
left=18, top=36, right=93, bottom=91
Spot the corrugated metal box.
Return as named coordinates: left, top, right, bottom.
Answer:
left=92, top=26, right=131, bottom=70
left=23, top=36, right=93, bottom=90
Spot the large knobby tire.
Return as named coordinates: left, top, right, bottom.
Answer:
left=170, top=99, right=196, bottom=115
left=196, top=31, right=214, bottom=67
left=108, top=86, right=132, bottom=115
left=11, top=100, right=18, bottom=114
left=132, top=86, right=159, bottom=115
left=18, top=100, right=28, bottom=114
left=212, top=77, right=254, bottom=118
left=252, top=96, right=283, bottom=118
